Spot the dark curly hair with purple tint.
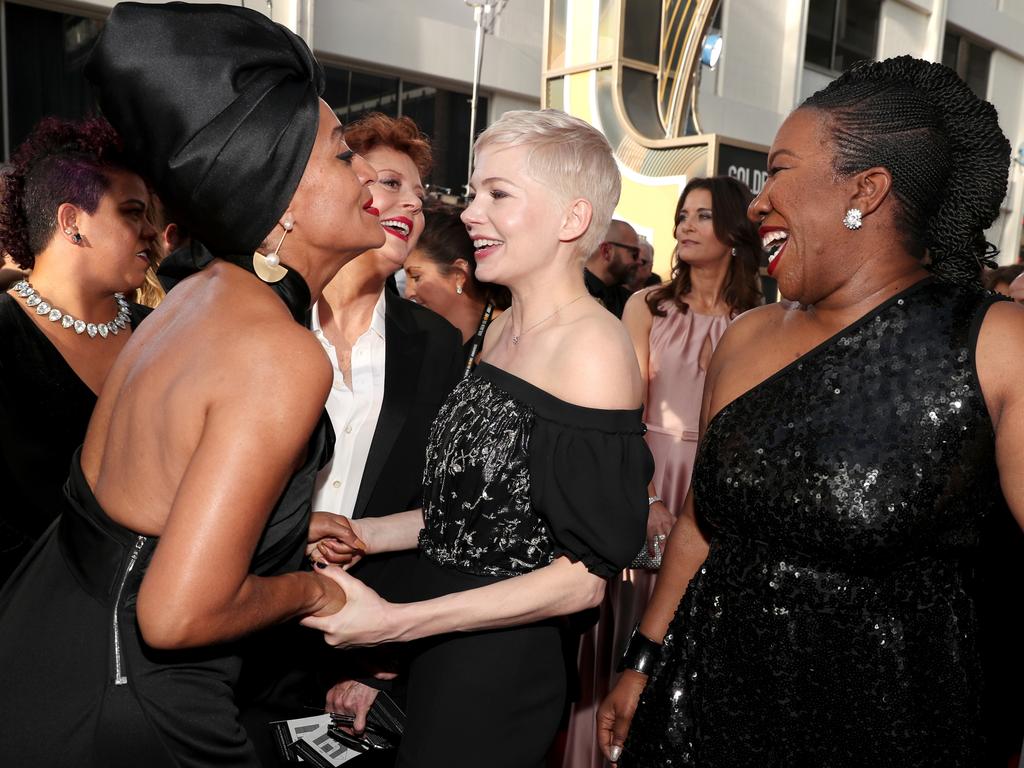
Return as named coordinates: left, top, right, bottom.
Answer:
left=0, top=116, right=133, bottom=269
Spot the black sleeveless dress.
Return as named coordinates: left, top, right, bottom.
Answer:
left=0, top=294, right=149, bottom=585
left=0, top=262, right=330, bottom=767
left=623, top=278, right=1008, bottom=767
left=396, top=362, right=653, bottom=768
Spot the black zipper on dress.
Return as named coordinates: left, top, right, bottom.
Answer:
left=113, top=535, right=147, bottom=686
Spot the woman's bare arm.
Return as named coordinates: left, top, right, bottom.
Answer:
left=136, top=328, right=344, bottom=650
left=302, top=556, right=605, bottom=647
left=976, top=302, right=1024, bottom=529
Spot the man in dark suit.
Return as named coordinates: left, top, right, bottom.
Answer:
left=583, top=219, right=640, bottom=318
left=343, top=288, right=462, bottom=600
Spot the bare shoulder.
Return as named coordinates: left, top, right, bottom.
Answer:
left=717, top=302, right=786, bottom=353
left=622, top=288, right=655, bottom=328
left=550, top=304, right=643, bottom=410
left=214, top=315, right=332, bottom=421
left=702, top=302, right=790, bottom=413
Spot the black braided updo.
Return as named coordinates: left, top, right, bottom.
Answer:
left=801, top=55, right=1011, bottom=286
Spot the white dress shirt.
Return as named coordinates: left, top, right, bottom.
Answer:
left=310, top=290, right=387, bottom=519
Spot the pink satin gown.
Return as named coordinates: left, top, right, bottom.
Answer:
left=562, top=295, right=731, bottom=768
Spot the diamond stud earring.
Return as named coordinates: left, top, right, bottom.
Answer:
left=843, top=208, right=863, bottom=230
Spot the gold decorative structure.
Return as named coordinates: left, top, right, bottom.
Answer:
left=542, top=0, right=768, bottom=278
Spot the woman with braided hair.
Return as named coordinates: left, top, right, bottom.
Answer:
left=598, top=55, right=1024, bottom=767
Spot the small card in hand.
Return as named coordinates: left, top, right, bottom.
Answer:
left=270, top=691, right=406, bottom=765
left=270, top=714, right=362, bottom=766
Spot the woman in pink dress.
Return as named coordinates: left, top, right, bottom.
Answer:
left=563, top=176, right=762, bottom=768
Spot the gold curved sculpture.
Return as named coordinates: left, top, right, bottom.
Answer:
left=543, top=0, right=765, bottom=277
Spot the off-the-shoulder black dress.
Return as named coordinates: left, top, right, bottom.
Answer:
left=397, top=362, right=653, bottom=768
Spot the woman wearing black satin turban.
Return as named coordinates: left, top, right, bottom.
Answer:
left=0, top=3, right=384, bottom=765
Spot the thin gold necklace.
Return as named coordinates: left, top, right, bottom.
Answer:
left=511, top=293, right=589, bottom=345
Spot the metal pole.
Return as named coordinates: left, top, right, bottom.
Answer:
left=467, top=3, right=489, bottom=193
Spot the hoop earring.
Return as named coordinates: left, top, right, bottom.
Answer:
left=843, top=208, right=863, bottom=230
left=253, top=219, right=292, bottom=283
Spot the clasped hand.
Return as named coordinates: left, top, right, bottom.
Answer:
left=301, top=564, right=395, bottom=648
left=306, top=511, right=367, bottom=568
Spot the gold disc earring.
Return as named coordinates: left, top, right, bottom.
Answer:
left=253, top=219, right=292, bottom=283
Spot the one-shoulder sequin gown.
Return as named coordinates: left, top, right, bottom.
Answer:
left=623, top=278, right=1008, bottom=767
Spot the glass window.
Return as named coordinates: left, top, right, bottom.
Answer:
left=805, top=0, right=880, bottom=73
left=321, top=64, right=485, bottom=197
left=623, top=0, right=661, bottom=65
left=4, top=3, right=103, bottom=157
left=942, top=30, right=991, bottom=99
left=547, top=0, right=568, bottom=69
left=323, top=67, right=400, bottom=124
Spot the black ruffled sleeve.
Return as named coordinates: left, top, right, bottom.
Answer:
left=529, top=410, right=654, bottom=579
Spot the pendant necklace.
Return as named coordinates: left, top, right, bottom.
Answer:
left=511, top=293, right=589, bottom=345
left=12, top=279, right=130, bottom=339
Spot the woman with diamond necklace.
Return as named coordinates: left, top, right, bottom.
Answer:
left=0, top=116, right=154, bottom=585
left=303, top=109, right=653, bottom=767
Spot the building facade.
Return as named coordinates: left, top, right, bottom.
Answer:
left=4, top=0, right=1023, bottom=270
left=2, top=0, right=543, bottom=198
left=543, top=0, right=1024, bottom=273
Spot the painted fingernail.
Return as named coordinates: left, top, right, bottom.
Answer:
left=609, top=745, right=622, bottom=762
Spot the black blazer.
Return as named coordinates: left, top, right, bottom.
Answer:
left=347, top=290, right=463, bottom=602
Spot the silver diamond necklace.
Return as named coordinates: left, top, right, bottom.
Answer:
left=510, top=293, right=589, bottom=345
left=12, top=279, right=131, bottom=339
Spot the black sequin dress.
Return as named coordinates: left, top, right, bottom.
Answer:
left=623, top=278, right=1007, bottom=768
left=396, top=362, right=653, bottom=768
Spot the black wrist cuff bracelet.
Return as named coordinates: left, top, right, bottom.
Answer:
left=617, top=625, right=663, bottom=675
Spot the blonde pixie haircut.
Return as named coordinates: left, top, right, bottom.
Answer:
left=473, top=109, right=620, bottom=258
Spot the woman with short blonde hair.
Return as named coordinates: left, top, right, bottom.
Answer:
left=305, top=109, right=653, bottom=767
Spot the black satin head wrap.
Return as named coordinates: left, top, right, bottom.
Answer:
left=84, top=2, right=325, bottom=258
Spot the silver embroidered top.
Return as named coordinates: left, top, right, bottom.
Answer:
left=418, top=363, right=653, bottom=579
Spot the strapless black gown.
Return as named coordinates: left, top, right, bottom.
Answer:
left=0, top=419, right=329, bottom=767
left=0, top=262, right=329, bottom=767
left=623, top=278, right=1009, bottom=767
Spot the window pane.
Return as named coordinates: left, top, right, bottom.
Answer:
left=622, top=0, right=660, bottom=65
left=833, top=0, right=880, bottom=71
left=548, top=0, right=568, bottom=69
left=6, top=3, right=102, bottom=152
left=546, top=76, right=565, bottom=111
left=805, top=0, right=837, bottom=70
left=322, top=65, right=399, bottom=124
left=597, top=0, right=618, bottom=61
left=941, top=31, right=960, bottom=71
left=964, top=41, right=991, bottom=98
left=401, top=83, right=485, bottom=196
